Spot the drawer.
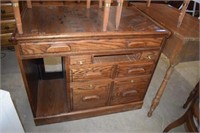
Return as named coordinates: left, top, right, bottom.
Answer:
left=70, top=55, right=92, bottom=65
left=1, top=19, right=16, bottom=34
left=70, top=64, right=114, bottom=82
left=116, top=62, right=154, bottom=78
left=93, top=50, right=160, bottom=63
left=20, top=42, right=71, bottom=55
left=67, top=38, right=163, bottom=51
left=1, top=3, right=14, bottom=19
left=110, top=76, right=150, bottom=105
left=71, top=81, right=110, bottom=111
left=0, top=33, right=13, bottom=46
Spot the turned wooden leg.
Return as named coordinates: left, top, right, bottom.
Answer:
left=163, top=110, right=189, bottom=132
left=177, top=0, right=190, bottom=27
left=99, top=0, right=103, bottom=8
left=147, top=0, right=151, bottom=7
left=103, top=0, right=111, bottom=31
left=147, top=64, right=175, bottom=117
left=11, top=0, right=23, bottom=34
left=183, top=83, right=199, bottom=109
left=87, top=0, right=91, bottom=8
left=27, top=0, right=32, bottom=8
left=115, top=0, right=124, bottom=30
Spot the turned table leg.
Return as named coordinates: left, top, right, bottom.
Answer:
left=147, top=64, right=175, bottom=117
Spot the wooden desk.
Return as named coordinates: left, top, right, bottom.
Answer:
left=133, top=3, right=199, bottom=117
left=13, top=5, right=169, bottom=125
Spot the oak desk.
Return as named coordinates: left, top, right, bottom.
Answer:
left=14, top=5, right=170, bottom=125
left=133, top=3, right=199, bottom=116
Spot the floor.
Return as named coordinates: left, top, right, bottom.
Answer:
left=1, top=49, right=199, bottom=132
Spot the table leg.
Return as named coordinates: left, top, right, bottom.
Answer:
left=147, top=64, right=175, bottom=117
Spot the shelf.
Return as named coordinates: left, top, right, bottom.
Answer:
left=36, top=79, right=67, bottom=117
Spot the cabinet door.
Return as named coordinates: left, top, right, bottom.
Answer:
left=111, top=76, right=150, bottom=105
left=71, top=81, right=111, bottom=111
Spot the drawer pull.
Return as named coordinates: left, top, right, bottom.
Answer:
left=128, top=68, right=145, bottom=73
left=46, top=44, right=71, bottom=53
left=85, top=71, right=102, bottom=76
left=82, top=95, right=100, bottom=101
left=122, top=90, right=137, bottom=97
left=130, top=80, right=134, bottom=83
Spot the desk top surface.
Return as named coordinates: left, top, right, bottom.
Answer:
left=133, top=3, right=199, bottom=40
left=16, top=6, right=169, bottom=40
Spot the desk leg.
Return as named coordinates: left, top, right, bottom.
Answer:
left=147, top=64, right=175, bottom=117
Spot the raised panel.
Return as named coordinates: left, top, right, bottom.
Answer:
left=20, top=43, right=71, bottom=55
left=111, top=76, right=150, bottom=105
left=70, top=64, right=114, bottom=82
left=116, top=62, right=154, bottom=78
left=71, top=81, right=111, bottom=111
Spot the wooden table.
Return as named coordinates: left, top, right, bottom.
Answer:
left=133, top=3, right=199, bottom=117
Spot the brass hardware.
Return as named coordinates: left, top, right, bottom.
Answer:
left=12, top=3, right=19, bottom=7
left=89, top=84, right=94, bottom=89
left=79, top=61, right=83, bottom=65
left=147, top=55, right=152, bottom=60
left=118, top=2, right=123, bottom=6
left=105, top=3, right=111, bottom=8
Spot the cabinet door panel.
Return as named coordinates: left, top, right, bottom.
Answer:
left=71, top=81, right=111, bottom=111
left=111, top=76, right=150, bottom=105
left=70, top=64, right=114, bottom=82
left=116, top=62, right=154, bottom=78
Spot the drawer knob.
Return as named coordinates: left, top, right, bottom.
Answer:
left=131, top=80, right=134, bottom=83
left=147, top=55, right=152, bottom=60
left=89, top=84, right=94, bottom=89
left=79, top=61, right=83, bottom=65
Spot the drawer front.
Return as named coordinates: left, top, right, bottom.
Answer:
left=70, top=55, right=92, bottom=65
left=70, top=64, right=114, bottom=82
left=20, top=43, right=71, bottom=55
left=116, top=62, right=154, bottom=78
left=72, top=82, right=110, bottom=111
left=111, top=76, right=150, bottom=105
left=69, top=38, right=163, bottom=51
left=1, top=33, right=12, bottom=46
left=20, top=37, right=162, bottom=55
left=1, top=20, right=16, bottom=34
left=1, top=4, right=14, bottom=19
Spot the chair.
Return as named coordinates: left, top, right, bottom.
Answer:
left=163, top=82, right=199, bottom=132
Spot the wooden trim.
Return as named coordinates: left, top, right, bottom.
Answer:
left=35, top=101, right=143, bottom=125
